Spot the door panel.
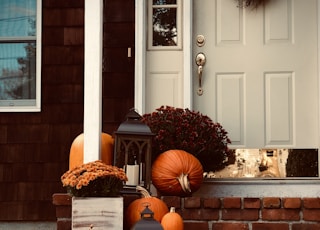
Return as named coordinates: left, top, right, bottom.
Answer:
left=193, top=0, right=318, bottom=148
left=146, top=51, right=183, bottom=112
left=216, top=73, right=245, bottom=146
left=265, top=72, right=293, bottom=146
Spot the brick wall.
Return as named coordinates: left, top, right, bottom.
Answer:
left=52, top=193, right=320, bottom=230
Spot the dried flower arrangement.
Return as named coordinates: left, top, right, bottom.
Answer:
left=142, top=106, right=235, bottom=172
left=61, top=160, right=127, bottom=197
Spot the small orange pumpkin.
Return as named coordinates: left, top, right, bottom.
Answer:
left=125, top=186, right=169, bottom=229
left=152, top=149, right=203, bottom=196
left=161, top=207, right=184, bottom=230
left=69, top=132, right=114, bottom=169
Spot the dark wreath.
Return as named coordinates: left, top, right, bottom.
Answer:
left=237, top=0, right=270, bottom=9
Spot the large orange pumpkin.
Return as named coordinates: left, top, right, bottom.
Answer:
left=125, top=186, right=169, bottom=229
left=152, top=149, right=203, bottom=196
left=161, top=207, right=184, bottom=230
left=69, top=132, right=114, bottom=169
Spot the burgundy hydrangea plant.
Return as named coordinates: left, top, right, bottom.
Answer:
left=142, top=106, right=235, bottom=172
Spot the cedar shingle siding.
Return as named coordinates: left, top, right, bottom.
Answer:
left=0, top=0, right=134, bottom=220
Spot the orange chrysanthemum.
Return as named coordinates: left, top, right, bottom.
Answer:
left=61, top=160, right=127, bottom=197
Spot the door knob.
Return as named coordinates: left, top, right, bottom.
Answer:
left=195, top=52, right=206, bottom=95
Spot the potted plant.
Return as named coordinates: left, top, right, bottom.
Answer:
left=61, top=160, right=128, bottom=229
left=142, top=106, right=235, bottom=172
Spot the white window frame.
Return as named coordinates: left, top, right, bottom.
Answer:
left=0, top=0, right=41, bottom=112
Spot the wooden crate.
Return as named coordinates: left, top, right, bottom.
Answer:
left=72, top=197, right=123, bottom=229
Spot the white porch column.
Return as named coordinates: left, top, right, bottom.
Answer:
left=134, top=0, right=147, bottom=114
left=83, top=0, right=103, bottom=163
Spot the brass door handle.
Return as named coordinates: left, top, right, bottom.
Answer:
left=195, top=52, right=206, bottom=95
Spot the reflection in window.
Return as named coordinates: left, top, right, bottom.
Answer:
left=0, top=43, right=36, bottom=100
left=153, top=8, right=177, bottom=46
left=0, top=0, right=36, bottom=37
left=153, top=0, right=177, bottom=5
left=0, top=0, right=40, bottom=110
left=151, top=1, right=179, bottom=47
left=204, top=149, right=319, bottom=178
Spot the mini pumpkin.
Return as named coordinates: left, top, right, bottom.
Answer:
left=69, top=132, right=114, bottom=169
left=161, top=207, right=184, bottom=230
left=152, top=149, right=203, bottom=196
left=125, top=186, right=169, bottom=229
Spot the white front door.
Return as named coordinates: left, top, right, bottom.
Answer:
left=192, top=0, right=319, bottom=149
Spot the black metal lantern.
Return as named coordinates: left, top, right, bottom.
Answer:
left=132, top=206, right=164, bottom=230
left=114, top=109, right=154, bottom=192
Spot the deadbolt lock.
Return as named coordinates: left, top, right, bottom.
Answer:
left=196, top=35, right=205, bottom=47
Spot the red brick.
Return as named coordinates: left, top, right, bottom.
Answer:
left=303, top=198, right=320, bottom=208
left=303, top=209, right=320, bottom=221
left=182, top=208, right=219, bottom=221
left=292, top=223, right=320, bottom=230
left=263, top=197, right=281, bottom=208
left=262, top=209, right=300, bottom=221
left=57, top=219, right=71, bottom=230
left=244, top=198, right=260, bottom=209
left=203, top=198, right=221, bottom=208
left=184, top=197, right=201, bottom=208
left=184, top=221, right=208, bottom=230
left=56, top=206, right=71, bottom=218
left=52, top=193, right=72, bottom=206
left=161, top=196, right=181, bottom=208
left=283, top=198, right=301, bottom=209
left=252, top=223, right=289, bottom=230
left=222, top=209, right=259, bottom=221
left=223, top=197, right=241, bottom=208
left=212, top=223, right=249, bottom=230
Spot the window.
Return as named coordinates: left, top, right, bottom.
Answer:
left=0, top=0, right=41, bottom=112
left=148, top=0, right=182, bottom=50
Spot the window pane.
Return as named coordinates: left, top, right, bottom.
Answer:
left=0, top=42, right=36, bottom=100
left=0, top=0, right=36, bottom=37
left=153, top=8, right=177, bottom=46
left=153, top=0, right=177, bottom=5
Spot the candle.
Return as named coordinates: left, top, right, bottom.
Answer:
left=126, top=165, right=139, bottom=186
